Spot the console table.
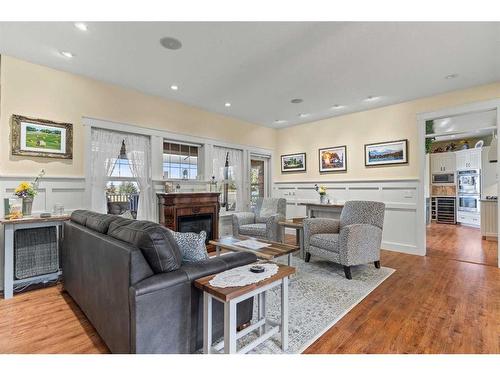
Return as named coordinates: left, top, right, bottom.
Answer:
left=1, top=215, right=69, bottom=299
left=304, top=203, right=344, bottom=219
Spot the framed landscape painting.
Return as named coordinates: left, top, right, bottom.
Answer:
left=281, top=152, right=306, bottom=173
left=365, top=139, right=408, bottom=167
left=319, top=145, right=347, bottom=172
left=11, top=115, right=73, bottom=159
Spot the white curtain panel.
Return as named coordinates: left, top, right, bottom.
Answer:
left=90, top=128, right=123, bottom=213
left=126, top=133, right=152, bottom=221
left=213, top=146, right=244, bottom=211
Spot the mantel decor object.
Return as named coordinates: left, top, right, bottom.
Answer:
left=11, top=115, right=73, bottom=159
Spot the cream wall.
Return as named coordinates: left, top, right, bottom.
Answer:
left=0, top=55, right=277, bottom=177
left=274, top=82, right=500, bottom=182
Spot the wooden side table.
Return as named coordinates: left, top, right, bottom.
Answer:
left=194, top=263, right=295, bottom=354
left=278, top=220, right=305, bottom=259
left=1, top=215, right=69, bottom=299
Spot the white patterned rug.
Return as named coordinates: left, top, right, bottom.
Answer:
left=226, top=257, right=395, bottom=354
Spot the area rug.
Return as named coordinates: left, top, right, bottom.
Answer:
left=228, top=257, right=395, bottom=354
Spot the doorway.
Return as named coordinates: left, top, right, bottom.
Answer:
left=419, top=101, right=500, bottom=267
left=250, top=155, right=270, bottom=208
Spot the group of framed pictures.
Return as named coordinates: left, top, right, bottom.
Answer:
left=280, top=139, right=408, bottom=173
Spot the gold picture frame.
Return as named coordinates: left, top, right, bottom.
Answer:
left=11, top=115, right=73, bottom=159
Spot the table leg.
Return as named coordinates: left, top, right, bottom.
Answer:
left=258, top=291, right=266, bottom=336
left=287, top=253, right=292, bottom=267
left=216, top=245, right=220, bottom=257
left=299, top=228, right=305, bottom=259
left=281, top=276, right=289, bottom=351
left=203, top=293, right=213, bottom=354
left=295, top=228, right=300, bottom=246
left=224, top=300, right=237, bottom=354
left=3, top=226, right=14, bottom=299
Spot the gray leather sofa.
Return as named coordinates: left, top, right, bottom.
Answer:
left=62, top=210, right=257, bottom=353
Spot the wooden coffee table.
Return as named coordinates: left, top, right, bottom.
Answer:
left=194, top=263, right=295, bottom=354
left=209, top=235, right=300, bottom=266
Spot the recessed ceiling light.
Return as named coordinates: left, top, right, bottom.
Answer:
left=60, top=51, right=74, bottom=58
left=170, top=85, right=179, bottom=91
left=445, top=73, right=459, bottom=80
left=298, top=113, right=310, bottom=118
left=74, top=22, right=88, bottom=31
left=160, top=37, right=182, bottom=50
left=274, top=120, right=287, bottom=124
left=225, top=102, right=231, bottom=108
left=364, top=96, right=380, bottom=102
left=291, top=98, right=303, bottom=104
left=331, top=104, right=345, bottom=110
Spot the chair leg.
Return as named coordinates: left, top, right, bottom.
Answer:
left=304, top=252, right=311, bottom=263
left=374, top=261, right=381, bottom=269
left=343, top=266, right=352, bottom=280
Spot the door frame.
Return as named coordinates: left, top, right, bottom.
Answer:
left=417, top=99, right=500, bottom=268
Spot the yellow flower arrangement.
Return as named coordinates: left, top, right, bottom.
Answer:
left=314, top=184, right=327, bottom=196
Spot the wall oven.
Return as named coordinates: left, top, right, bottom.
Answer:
left=457, top=169, right=480, bottom=195
left=458, top=195, right=480, bottom=213
left=432, top=173, right=455, bottom=184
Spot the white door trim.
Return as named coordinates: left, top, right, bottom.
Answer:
left=416, top=99, right=500, bottom=268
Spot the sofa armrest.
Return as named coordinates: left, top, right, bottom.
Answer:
left=232, top=212, right=256, bottom=236
left=303, top=218, right=340, bottom=252
left=338, top=223, right=382, bottom=266
left=264, top=214, right=285, bottom=242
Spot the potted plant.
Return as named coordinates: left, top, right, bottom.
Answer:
left=314, top=184, right=329, bottom=204
left=14, top=169, right=45, bottom=217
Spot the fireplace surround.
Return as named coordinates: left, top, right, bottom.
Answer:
left=157, top=192, right=220, bottom=248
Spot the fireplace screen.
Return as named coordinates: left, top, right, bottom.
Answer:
left=177, top=214, right=213, bottom=244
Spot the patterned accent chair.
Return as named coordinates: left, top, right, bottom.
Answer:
left=232, top=198, right=286, bottom=242
left=303, top=200, right=385, bottom=279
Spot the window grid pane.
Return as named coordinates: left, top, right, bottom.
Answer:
left=163, top=141, right=200, bottom=180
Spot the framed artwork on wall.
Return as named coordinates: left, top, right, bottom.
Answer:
left=11, top=115, right=73, bottom=159
left=280, top=152, right=306, bottom=173
left=365, top=139, right=408, bottom=167
left=319, top=145, right=347, bottom=172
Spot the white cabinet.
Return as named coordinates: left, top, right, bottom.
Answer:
left=457, top=211, right=480, bottom=227
left=430, top=153, right=456, bottom=173
left=456, top=149, right=481, bottom=170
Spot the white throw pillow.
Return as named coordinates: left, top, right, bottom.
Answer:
left=167, top=229, right=208, bottom=263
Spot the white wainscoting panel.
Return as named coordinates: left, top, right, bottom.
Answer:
left=273, top=179, right=423, bottom=256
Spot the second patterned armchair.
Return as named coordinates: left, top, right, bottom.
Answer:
left=303, top=200, right=385, bottom=279
left=232, top=198, right=286, bottom=242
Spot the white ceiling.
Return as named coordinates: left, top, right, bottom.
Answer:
left=0, top=22, right=499, bottom=128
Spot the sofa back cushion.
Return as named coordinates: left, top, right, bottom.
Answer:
left=70, top=210, right=120, bottom=234
left=108, top=220, right=182, bottom=273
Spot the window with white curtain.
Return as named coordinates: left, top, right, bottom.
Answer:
left=90, top=128, right=152, bottom=220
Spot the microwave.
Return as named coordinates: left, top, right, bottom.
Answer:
left=432, top=173, right=455, bottom=184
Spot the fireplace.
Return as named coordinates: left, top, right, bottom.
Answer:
left=177, top=214, right=213, bottom=244
left=157, top=193, right=220, bottom=249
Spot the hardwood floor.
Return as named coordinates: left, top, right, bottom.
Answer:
left=0, top=233, right=499, bottom=354
left=426, top=222, right=498, bottom=266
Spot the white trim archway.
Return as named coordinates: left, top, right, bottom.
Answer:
left=417, top=99, right=500, bottom=268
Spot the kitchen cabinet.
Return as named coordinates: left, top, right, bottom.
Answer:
left=430, top=153, right=456, bottom=173
left=457, top=211, right=480, bottom=227
left=456, top=148, right=481, bottom=170
left=480, top=200, right=498, bottom=240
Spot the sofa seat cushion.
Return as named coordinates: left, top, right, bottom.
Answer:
left=239, top=223, right=267, bottom=237
left=310, top=233, right=339, bottom=251
left=108, top=220, right=182, bottom=273
left=168, top=229, right=209, bottom=263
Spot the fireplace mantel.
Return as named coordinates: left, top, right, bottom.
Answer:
left=157, top=192, right=221, bottom=246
